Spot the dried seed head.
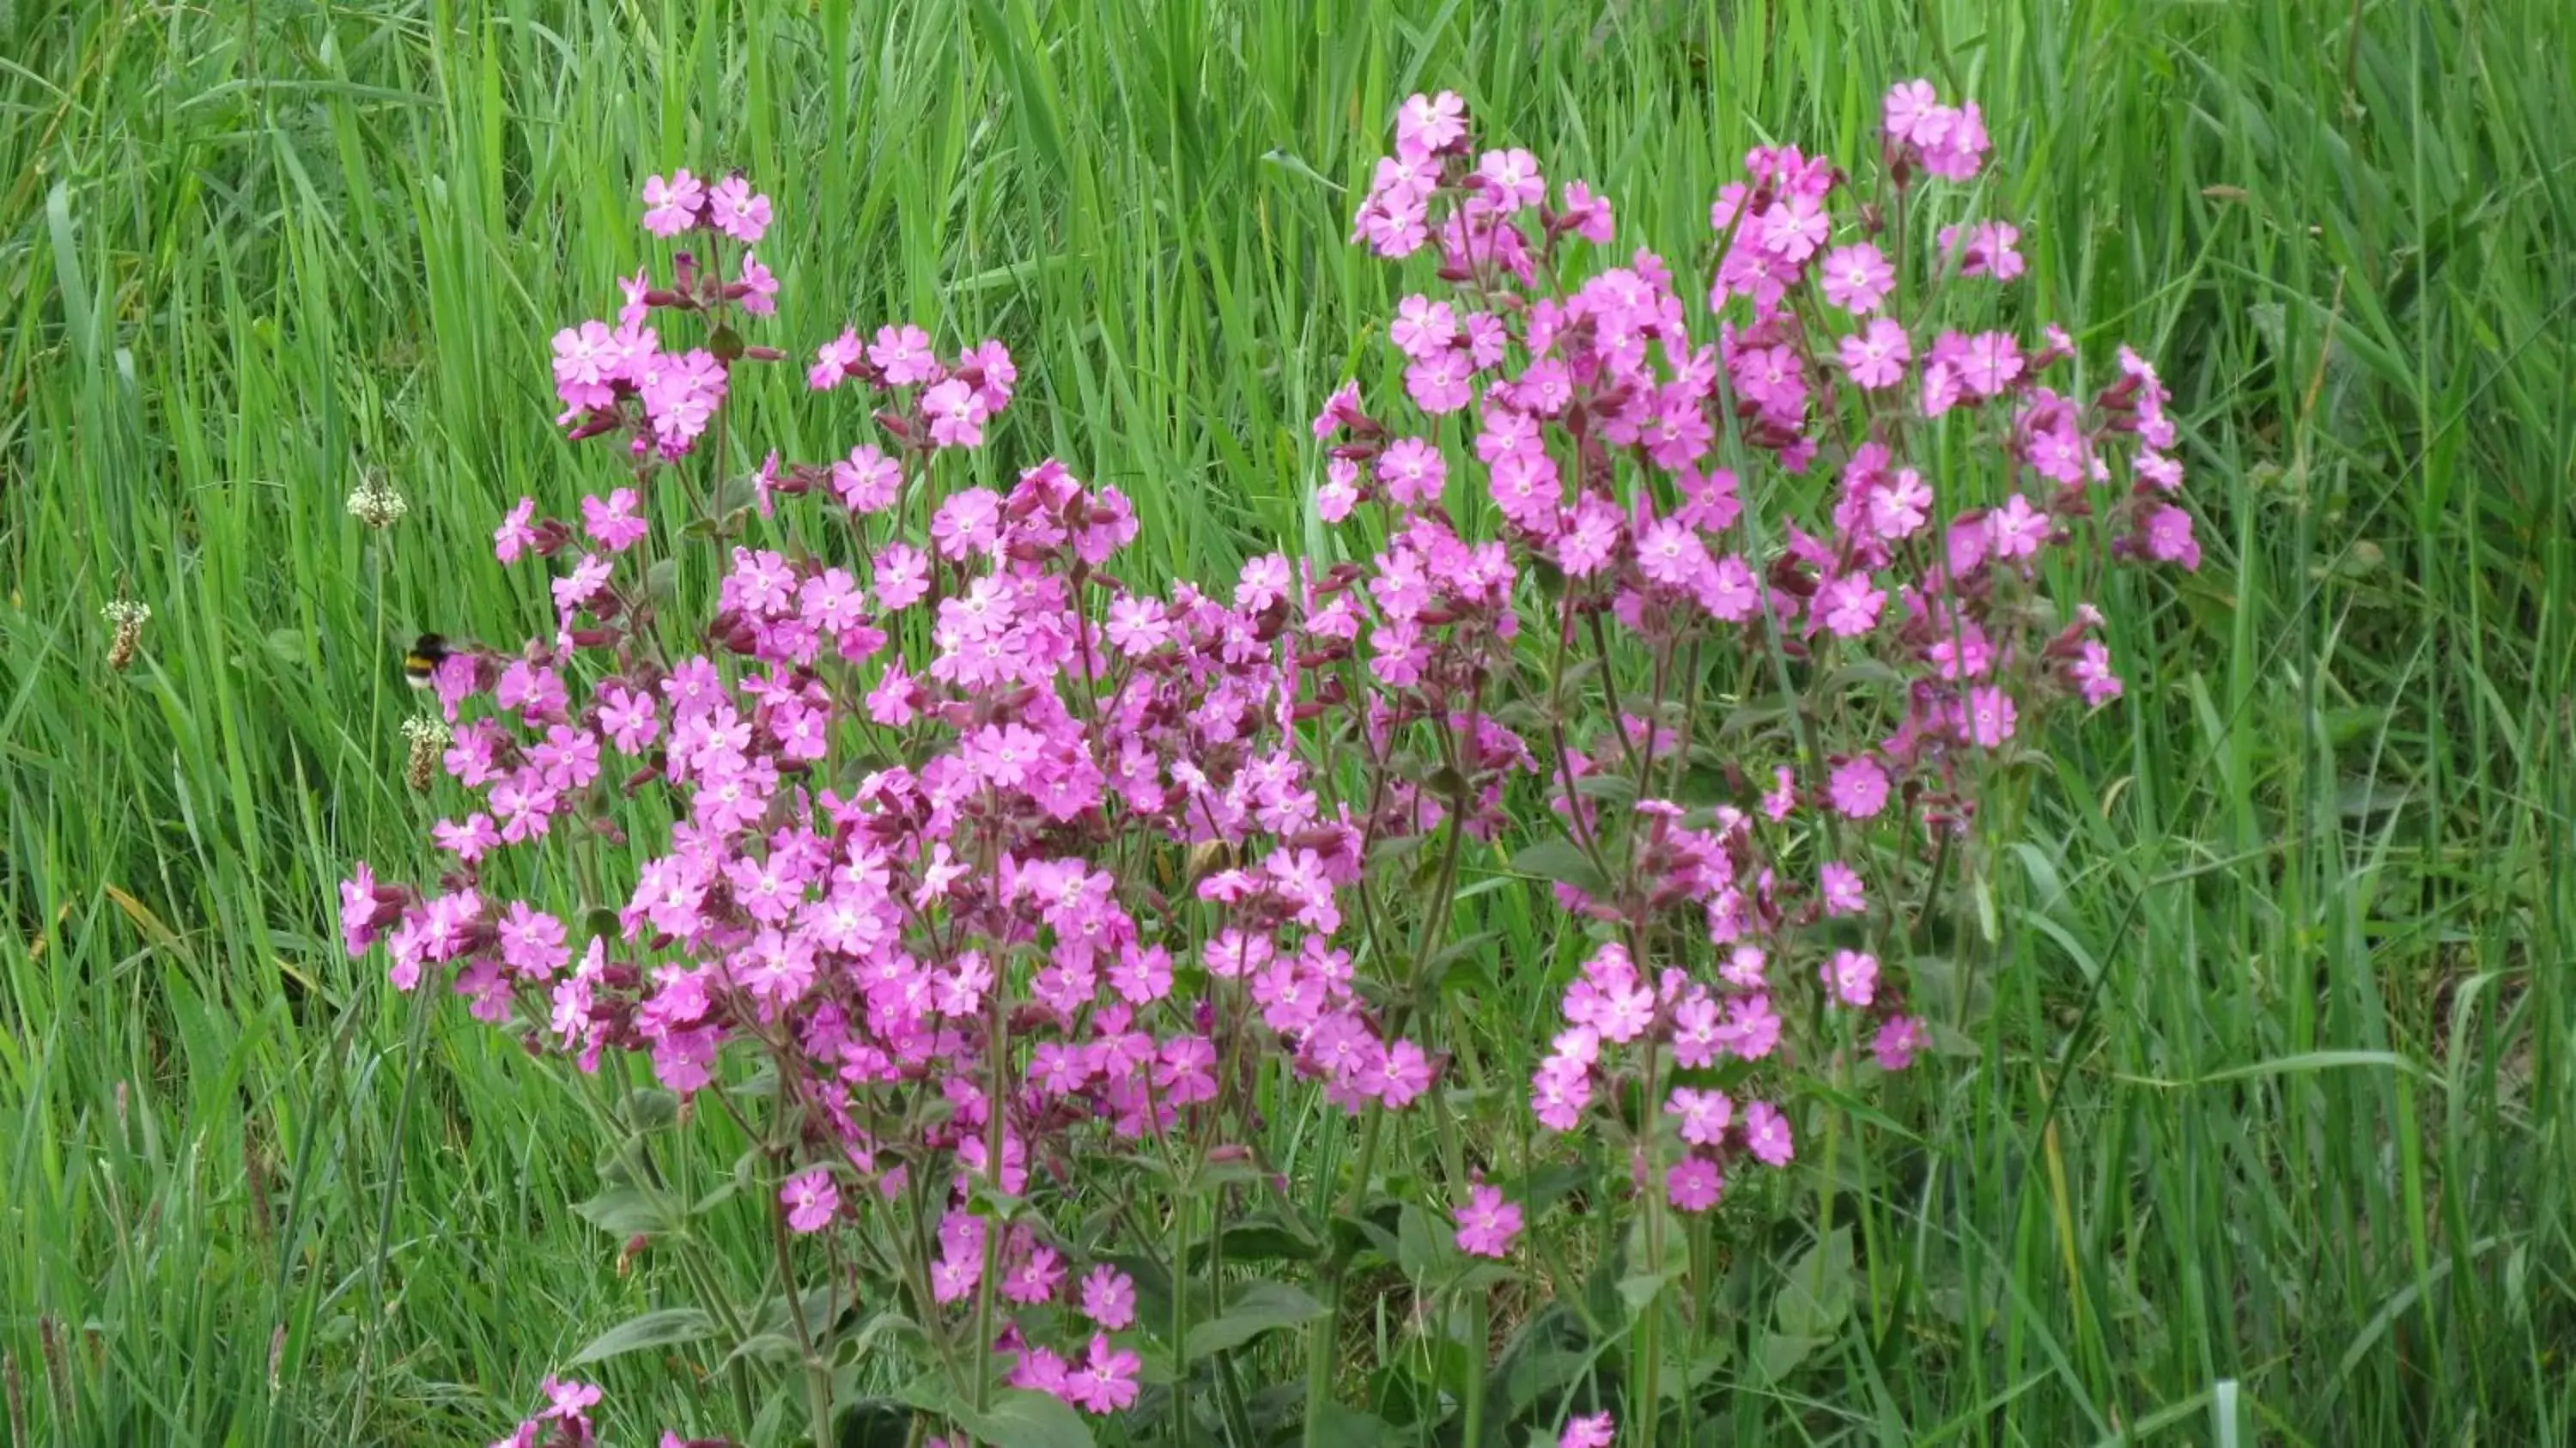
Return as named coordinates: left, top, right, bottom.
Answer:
left=35, top=1313, right=70, bottom=1429
left=100, top=599, right=150, bottom=672
left=401, top=715, right=452, bottom=791
left=346, top=468, right=410, bottom=530
left=4, top=1350, right=25, bottom=1448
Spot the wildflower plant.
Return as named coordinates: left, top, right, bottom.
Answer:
left=344, top=79, right=2195, bottom=1448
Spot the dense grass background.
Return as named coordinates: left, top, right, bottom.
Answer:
left=4, top=0, right=2573, bottom=1443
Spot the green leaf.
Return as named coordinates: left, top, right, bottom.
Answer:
left=1182, top=1279, right=1328, bottom=1360
left=568, top=1305, right=714, bottom=1365
left=1509, top=837, right=1607, bottom=897
left=1521, top=1162, right=1595, bottom=1215
left=975, top=1392, right=1097, bottom=1448
left=1617, top=1262, right=1686, bottom=1311
left=1757, top=1329, right=1826, bottom=1382
left=1419, top=930, right=1498, bottom=997
left=1573, top=771, right=1639, bottom=805
left=569, top=1183, right=683, bottom=1237
left=626, top=1087, right=680, bottom=1131
left=951, top=1390, right=1097, bottom=1448
left=1309, top=1401, right=1398, bottom=1446
left=644, top=557, right=679, bottom=602
left=1394, top=1202, right=1455, bottom=1281
left=1773, top=1226, right=1855, bottom=1341
left=1185, top=1210, right=1321, bottom=1270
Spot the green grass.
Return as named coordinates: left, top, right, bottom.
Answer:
left=3, top=0, right=2573, bottom=1443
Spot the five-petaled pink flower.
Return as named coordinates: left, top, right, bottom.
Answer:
left=1555, top=1412, right=1617, bottom=1448
left=1064, top=1335, right=1141, bottom=1414
left=1819, top=243, right=1895, bottom=313
left=1079, top=1264, right=1136, bottom=1330
left=1743, top=1101, right=1795, bottom=1166
left=641, top=170, right=703, bottom=236
left=1453, top=1183, right=1523, bottom=1257
left=781, top=1168, right=837, bottom=1233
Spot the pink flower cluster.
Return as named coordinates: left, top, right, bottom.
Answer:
left=1321, top=83, right=2194, bottom=1252
left=349, top=164, right=1499, bottom=1429
left=547, top=172, right=793, bottom=456
left=347, top=78, right=2203, bottom=1440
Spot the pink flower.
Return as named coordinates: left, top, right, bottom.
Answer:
left=1666, top=1156, right=1723, bottom=1212
left=708, top=175, right=772, bottom=243
left=1002, top=1244, right=1065, bottom=1305
left=550, top=320, right=617, bottom=411
left=494, top=496, right=538, bottom=563
left=1316, top=462, right=1360, bottom=523
left=641, top=170, right=703, bottom=236
left=1559, top=179, right=1615, bottom=243
left=1064, top=1335, right=1140, bottom=1415
left=1873, top=1015, right=1930, bottom=1070
left=1961, top=685, right=2018, bottom=747
left=1388, top=294, right=1458, bottom=361
left=1405, top=351, right=1474, bottom=414
left=1818, top=243, right=1895, bottom=313
left=1452, top=1183, right=1523, bottom=1257
left=1815, top=572, right=1886, bottom=637
left=923, top=378, right=990, bottom=449
left=540, top=1377, right=603, bottom=1421
left=1839, top=317, right=1911, bottom=390
left=1822, top=948, right=1879, bottom=1007
left=617, top=267, right=650, bottom=325
left=1394, top=91, right=1467, bottom=159
left=1079, top=1264, right=1137, bottom=1330
left=1372, top=1037, right=1436, bottom=1108
left=1940, top=221, right=2026, bottom=281
left=1760, top=764, right=1797, bottom=822
left=495, top=902, right=569, bottom=979
left=2142, top=503, right=2201, bottom=569
left=1474, top=147, right=1545, bottom=211
left=1757, top=193, right=1828, bottom=263
left=1988, top=492, right=2050, bottom=560
left=736, top=252, right=779, bottom=314
left=960, top=338, right=1017, bottom=411
left=1820, top=863, right=1867, bottom=918
left=581, top=488, right=648, bottom=551
left=1555, top=1412, right=1617, bottom=1448
left=780, top=1168, right=838, bottom=1232
left=832, top=443, right=903, bottom=514
left=867, top=323, right=940, bottom=386
left=1665, top=1086, right=1733, bottom=1146
left=1827, top=757, right=1890, bottom=819
left=1636, top=518, right=1713, bottom=591
left=432, top=813, right=499, bottom=862
left=1742, top=1100, right=1795, bottom=1166
left=1956, top=331, right=2025, bottom=398
left=809, top=327, right=863, bottom=391
left=1869, top=467, right=1931, bottom=538
left=1375, top=436, right=1448, bottom=507
left=1311, top=380, right=1364, bottom=439
left=2070, top=639, right=2124, bottom=706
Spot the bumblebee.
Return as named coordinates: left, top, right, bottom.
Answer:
left=403, top=632, right=456, bottom=689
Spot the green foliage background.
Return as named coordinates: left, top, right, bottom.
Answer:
left=3, top=0, right=2571, bottom=1442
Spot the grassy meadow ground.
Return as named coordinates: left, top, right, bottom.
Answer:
left=3, top=0, right=2573, bottom=1443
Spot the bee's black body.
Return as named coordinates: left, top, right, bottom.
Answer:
left=403, top=633, right=453, bottom=689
